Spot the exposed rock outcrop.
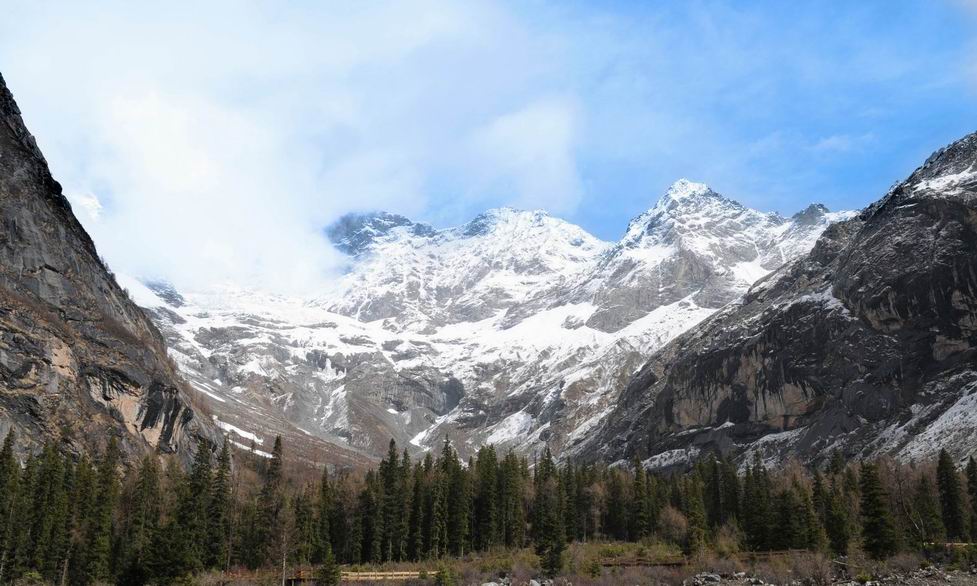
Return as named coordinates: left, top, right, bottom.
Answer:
left=0, top=72, right=216, bottom=462
left=581, top=132, right=977, bottom=468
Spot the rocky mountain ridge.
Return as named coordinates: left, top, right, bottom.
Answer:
left=0, top=72, right=214, bottom=463
left=132, top=179, right=852, bottom=461
left=579, top=131, right=977, bottom=468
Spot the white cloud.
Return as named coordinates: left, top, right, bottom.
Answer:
left=470, top=98, right=582, bottom=214
left=0, top=0, right=567, bottom=292
left=67, top=193, right=103, bottom=221
left=0, top=0, right=970, bottom=290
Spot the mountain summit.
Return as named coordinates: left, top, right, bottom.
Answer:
left=132, top=180, right=850, bottom=461
left=582, top=131, right=977, bottom=468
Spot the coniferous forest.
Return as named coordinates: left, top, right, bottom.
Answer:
left=2, top=431, right=977, bottom=585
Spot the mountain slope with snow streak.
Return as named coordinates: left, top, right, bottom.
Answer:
left=132, top=181, right=852, bottom=461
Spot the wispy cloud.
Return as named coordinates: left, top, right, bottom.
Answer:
left=1, top=0, right=975, bottom=290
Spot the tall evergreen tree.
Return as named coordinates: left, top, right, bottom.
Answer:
left=685, top=476, right=708, bottom=555
left=859, top=463, right=898, bottom=559
left=120, top=454, right=162, bottom=585
left=86, top=437, right=121, bottom=582
left=825, top=484, right=850, bottom=556
left=209, top=436, right=233, bottom=569
left=629, top=457, right=648, bottom=540
left=910, top=474, right=945, bottom=546
left=256, top=436, right=286, bottom=568
left=937, top=450, right=966, bottom=541
left=720, top=458, right=740, bottom=524
left=533, top=448, right=565, bottom=577
left=967, top=458, right=977, bottom=540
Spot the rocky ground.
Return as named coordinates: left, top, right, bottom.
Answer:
left=681, top=565, right=977, bottom=586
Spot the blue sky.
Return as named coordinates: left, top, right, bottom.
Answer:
left=0, top=0, right=975, bottom=291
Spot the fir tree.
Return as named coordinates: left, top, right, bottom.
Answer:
left=533, top=448, right=565, bottom=577
left=86, top=437, right=121, bottom=582
left=317, top=465, right=333, bottom=562
left=685, top=476, right=708, bottom=555
left=178, top=440, right=214, bottom=572
left=859, top=463, right=898, bottom=559
left=720, top=458, right=740, bottom=524
left=256, top=436, right=286, bottom=568
left=209, top=436, right=233, bottom=569
left=910, top=474, right=945, bottom=546
left=120, top=454, right=162, bottom=585
left=967, top=457, right=977, bottom=541
left=317, top=543, right=341, bottom=586
left=825, top=484, right=850, bottom=556
left=936, top=450, right=966, bottom=541
left=630, top=457, right=648, bottom=540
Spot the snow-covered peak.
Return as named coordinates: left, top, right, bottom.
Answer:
left=327, top=212, right=434, bottom=256
left=662, top=178, right=713, bottom=201
left=622, top=180, right=751, bottom=248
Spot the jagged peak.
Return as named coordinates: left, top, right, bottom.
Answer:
left=663, top=178, right=713, bottom=201
left=326, top=211, right=434, bottom=255
left=790, top=203, right=830, bottom=225
left=651, top=178, right=742, bottom=214
left=904, top=131, right=977, bottom=196
left=461, top=207, right=555, bottom=237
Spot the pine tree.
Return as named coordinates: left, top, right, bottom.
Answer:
left=720, top=458, right=740, bottom=524
left=859, top=463, right=898, bottom=559
left=177, top=440, right=214, bottom=573
left=317, top=542, right=341, bottom=586
left=317, top=465, right=333, bottom=563
left=629, top=457, right=648, bottom=540
left=256, top=436, right=286, bottom=568
left=741, top=461, right=772, bottom=551
left=967, top=458, right=977, bottom=541
left=286, top=486, right=310, bottom=566
left=706, top=457, right=723, bottom=528
left=0, top=431, right=17, bottom=582
left=86, top=437, right=121, bottom=582
left=937, top=450, right=966, bottom=541
left=910, top=474, right=944, bottom=546
left=685, top=476, right=708, bottom=555
left=209, top=436, right=233, bottom=569
left=120, top=454, right=162, bottom=584
left=431, top=471, right=448, bottom=559
left=825, top=484, right=850, bottom=556
left=473, top=445, right=500, bottom=550
left=29, top=442, right=68, bottom=579
left=533, top=448, right=565, bottom=577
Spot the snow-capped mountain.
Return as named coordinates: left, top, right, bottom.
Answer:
left=581, top=133, right=977, bottom=469
left=129, top=180, right=854, bottom=462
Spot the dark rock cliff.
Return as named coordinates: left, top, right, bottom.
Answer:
left=0, top=72, right=215, bottom=461
left=581, top=132, right=977, bottom=467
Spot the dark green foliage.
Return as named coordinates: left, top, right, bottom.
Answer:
left=936, top=450, right=966, bottom=541
left=316, top=543, right=340, bottom=586
left=209, top=437, right=234, bottom=569
left=967, top=457, right=977, bottom=541
left=86, top=437, right=120, bottom=582
left=4, top=429, right=974, bottom=581
left=825, top=484, right=851, bottom=556
left=910, top=474, right=945, bottom=546
left=859, top=463, right=898, bottom=559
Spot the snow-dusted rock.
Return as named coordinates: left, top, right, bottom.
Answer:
left=133, top=181, right=851, bottom=460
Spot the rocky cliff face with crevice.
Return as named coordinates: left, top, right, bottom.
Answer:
left=0, top=72, right=216, bottom=462
left=580, top=132, right=977, bottom=468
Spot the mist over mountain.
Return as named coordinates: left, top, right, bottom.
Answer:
left=127, top=177, right=853, bottom=462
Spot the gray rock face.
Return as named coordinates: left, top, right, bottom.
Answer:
left=580, top=132, right=977, bottom=468
left=132, top=181, right=849, bottom=463
left=0, top=73, right=215, bottom=462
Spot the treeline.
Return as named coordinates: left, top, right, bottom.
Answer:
left=2, top=430, right=977, bottom=585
